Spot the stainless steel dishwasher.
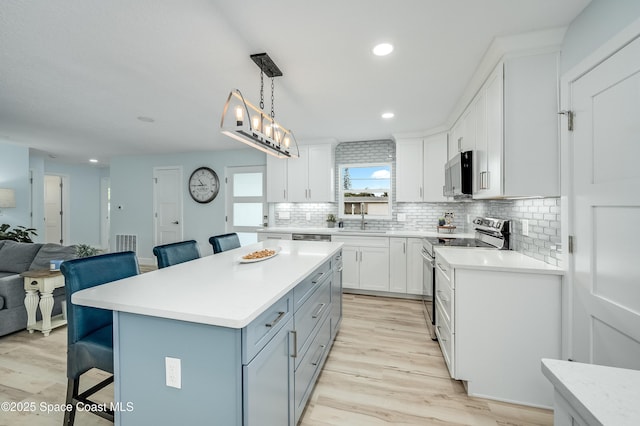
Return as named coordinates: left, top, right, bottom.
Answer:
left=291, top=233, right=332, bottom=242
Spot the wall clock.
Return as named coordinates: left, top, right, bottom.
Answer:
left=188, top=167, right=220, bottom=204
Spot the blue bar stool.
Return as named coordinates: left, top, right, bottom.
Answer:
left=60, top=251, right=139, bottom=425
left=152, top=240, right=201, bottom=268
left=209, top=233, right=241, bottom=254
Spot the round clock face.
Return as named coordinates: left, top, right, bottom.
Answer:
left=188, top=167, right=220, bottom=203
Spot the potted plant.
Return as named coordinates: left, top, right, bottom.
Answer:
left=0, top=224, right=38, bottom=243
left=75, top=244, right=102, bottom=258
left=326, top=214, right=337, bottom=228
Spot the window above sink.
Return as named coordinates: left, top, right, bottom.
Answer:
left=338, top=163, right=392, bottom=220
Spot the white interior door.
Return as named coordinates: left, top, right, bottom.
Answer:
left=571, top=34, right=640, bottom=368
left=225, top=166, right=265, bottom=246
left=153, top=167, right=183, bottom=246
left=44, top=175, right=62, bottom=244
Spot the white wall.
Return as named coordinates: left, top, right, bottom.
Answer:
left=0, top=140, right=30, bottom=229
left=110, top=147, right=265, bottom=261
left=561, top=0, right=640, bottom=73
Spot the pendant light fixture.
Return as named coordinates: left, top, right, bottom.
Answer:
left=221, top=53, right=299, bottom=158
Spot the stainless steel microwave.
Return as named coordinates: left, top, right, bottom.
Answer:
left=444, top=150, right=473, bottom=198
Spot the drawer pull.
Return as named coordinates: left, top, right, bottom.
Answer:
left=312, top=303, right=326, bottom=319
left=265, top=311, right=286, bottom=328
left=290, top=331, right=298, bottom=358
left=311, top=272, right=325, bottom=284
left=311, top=344, right=326, bottom=366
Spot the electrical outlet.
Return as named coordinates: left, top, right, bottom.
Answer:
left=306, top=213, right=311, bottom=221
left=522, top=219, right=529, bottom=236
left=165, top=357, right=181, bottom=389
left=397, top=213, right=406, bottom=222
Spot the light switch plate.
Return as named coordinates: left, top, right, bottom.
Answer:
left=522, top=219, right=529, bottom=236
left=397, top=213, right=406, bottom=222
left=165, top=357, right=181, bottom=389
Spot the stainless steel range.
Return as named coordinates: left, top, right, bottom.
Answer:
left=420, top=216, right=511, bottom=340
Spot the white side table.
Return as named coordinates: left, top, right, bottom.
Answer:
left=21, top=270, right=66, bottom=336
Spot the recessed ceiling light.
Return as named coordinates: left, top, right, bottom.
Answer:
left=373, top=43, right=394, bottom=56
left=137, top=116, right=155, bottom=123
left=381, top=112, right=395, bottom=119
left=89, top=159, right=98, bottom=163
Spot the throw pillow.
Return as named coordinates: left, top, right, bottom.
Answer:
left=0, top=240, right=43, bottom=273
left=29, top=243, right=78, bottom=271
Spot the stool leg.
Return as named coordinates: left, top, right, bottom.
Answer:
left=64, top=378, right=79, bottom=426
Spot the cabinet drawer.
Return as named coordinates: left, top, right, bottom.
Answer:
left=294, top=278, right=331, bottom=366
left=435, top=266, right=453, bottom=324
left=293, top=259, right=331, bottom=311
left=435, top=298, right=454, bottom=378
left=294, top=314, right=331, bottom=423
left=331, top=235, right=389, bottom=248
left=242, top=292, right=292, bottom=364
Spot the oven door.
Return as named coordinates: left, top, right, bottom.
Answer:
left=421, top=247, right=437, bottom=340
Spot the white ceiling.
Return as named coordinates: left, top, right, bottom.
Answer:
left=0, top=0, right=591, bottom=164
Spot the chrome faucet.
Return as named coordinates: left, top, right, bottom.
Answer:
left=360, top=202, right=367, bottom=230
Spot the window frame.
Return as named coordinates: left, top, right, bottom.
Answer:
left=337, top=162, right=393, bottom=220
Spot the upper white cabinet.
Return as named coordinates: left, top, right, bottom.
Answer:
left=266, top=144, right=335, bottom=203
left=396, top=133, right=448, bottom=202
left=448, top=108, right=476, bottom=160
left=473, top=51, right=560, bottom=198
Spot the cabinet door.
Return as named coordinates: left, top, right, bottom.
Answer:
left=406, top=238, right=424, bottom=295
left=473, top=90, right=487, bottom=195
left=266, top=155, right=288, bottom=202
left=340, top=245, right=360, bottom=289
left=389, top=238, right=407, bottom=293
left=396, top=138, right=424, bottom=202
left=358, top=247, right=390, bottom=291
left=307, top=145, right=334, bottom=202
left=287, top=145, right=309, bottom=202
left=243, top=317, right=293, bottom=426
left=423, top=133, right=448, bottom=202
left=479, top=63, right=504, bottom=198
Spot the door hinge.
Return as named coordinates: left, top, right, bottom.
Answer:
left=568, top=235, right=575, bottom=254
left=559, top=110, right=574, bottom=131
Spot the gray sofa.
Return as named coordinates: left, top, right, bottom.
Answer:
left=0, top=240, right=77, bottom=337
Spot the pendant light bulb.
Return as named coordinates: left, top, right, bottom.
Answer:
left=235, top=106, right=244, bottom=125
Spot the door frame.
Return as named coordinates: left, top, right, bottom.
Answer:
left=560, top=16, right=640, bottom=360
left=43, top=173, right=70, bottom=245
left=152, top=166, right=184, bottom=247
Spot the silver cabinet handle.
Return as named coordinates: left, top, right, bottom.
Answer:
left=283, top=189, right=286, bottom=199
left=172, top=221, right=179, bottom=224
left=312, top=303, right=326, bottom=319
left=308, top=189, right=311, bottom=199
left=420, top=187, right=423, bottom=198
left=403, top=242, right=406, bottom=254
left=311, top=344, right=326, bottom=366
left=290, top=330, right=298, bottom=358
left=265, top=311, right=285, bottom=328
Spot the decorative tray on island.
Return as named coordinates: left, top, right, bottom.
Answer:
left=238, top=247, right=281, bottom=263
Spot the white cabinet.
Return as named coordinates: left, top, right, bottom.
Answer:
left=434, top=251, right=562, bottom=407
left=389, top=237, right=424, bottom=295
left=266, top=144, right=335, bottom=203
left=266, top=155, right=288, bottom=202
left=448, top=108, right=475, bottom=161
left=287, top=145, right=335, bottom=202
left=473, top=52, right=560, bottom=199
left=396, top=133, right=448, bottom=202
left=332, top=236, right=389, bottom=292
left=257, top=232, right=292, bottom=242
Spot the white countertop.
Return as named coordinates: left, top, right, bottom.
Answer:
left=542, top=359, right=640, bottom=426
left=72, top=240, right=342, bottom=329
left=434, top=247, right=564, bottom=275
left=258, top=226, right=475, bottom=239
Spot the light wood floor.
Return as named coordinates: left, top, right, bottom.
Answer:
left=0, top=294, right=552, bottom=425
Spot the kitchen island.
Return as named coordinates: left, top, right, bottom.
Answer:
left=72, top=240, right=343, bottom=425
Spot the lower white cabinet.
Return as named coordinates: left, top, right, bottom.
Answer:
left=389, top=237, right=424, bottom=295
left=332, top=236, right=389, bottom=291
left=434, top=253, right=562, bottom=408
